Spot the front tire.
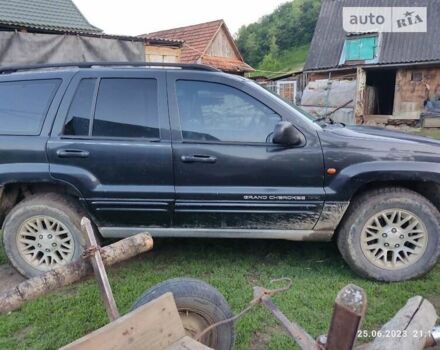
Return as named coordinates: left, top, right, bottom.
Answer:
left=2, top=193, right=87, bottom=278
left=337, top=187, right=440, bottom=281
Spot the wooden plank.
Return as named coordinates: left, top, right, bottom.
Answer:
left=165, top=336, right=213, bottom=350
left=81, top=218, right=119, bottom=321
left=368, top=296, right=437, bottom=350
left=61, top=292, right=186, bottom=350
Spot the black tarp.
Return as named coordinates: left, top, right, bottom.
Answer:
left=0, top=31, right=145, bottom=66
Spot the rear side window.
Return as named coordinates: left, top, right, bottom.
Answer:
left=93, top=79, right=159, bottom=139
left=64, top=79, right=96, bottom=136
left=0, top=79, right=60, bottom=135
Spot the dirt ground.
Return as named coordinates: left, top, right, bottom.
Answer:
left=0, top=264, right=25, bottom=294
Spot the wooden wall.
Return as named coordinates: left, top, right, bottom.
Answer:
left=393, top=67, right=440, bottom=119
left=205, top=29, right=238, bottom=59
left=145, top=45, right=181, bottom=63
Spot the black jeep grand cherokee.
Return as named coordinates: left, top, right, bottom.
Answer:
left=0, top=62, right=439, bottom=281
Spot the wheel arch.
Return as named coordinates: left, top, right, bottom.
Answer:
left=333, top=180, right=440, bottom=242
left=328, top=161, right=440, bottom=212
left=0, top=180, right=88, bottom=227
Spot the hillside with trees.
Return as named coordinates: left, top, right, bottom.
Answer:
left=236, top=0, right=321, bottom=77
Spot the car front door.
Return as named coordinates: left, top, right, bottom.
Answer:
left=47, top=70, right=173, bottom=230
left=167, top=72, right=325, bottom=236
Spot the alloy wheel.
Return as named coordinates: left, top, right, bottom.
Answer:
left=16, top=216, right=75, bottom=271
left=360, top=209, right=428, bottom=270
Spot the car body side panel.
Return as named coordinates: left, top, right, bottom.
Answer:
left=319, top=126, right=440, bottom=201
left=47, top=70, right=174, bottom=227
left=0, top=71, right=73, bottom=188
left=167, top=71, right=326, bottom=231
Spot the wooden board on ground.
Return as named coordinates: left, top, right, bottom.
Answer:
left=368, top=296, right=437, bottom=350
left=61, top=292, right=212, bottom=350
left=166, top=336, right=212, bottom=350
left=421, top=116, right=440, bottom=128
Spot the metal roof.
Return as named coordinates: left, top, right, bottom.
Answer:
left=304, top=0, right=440, bottom=71
left=0, top=0, right=102, bottom=34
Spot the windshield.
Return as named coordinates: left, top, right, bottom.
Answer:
left=245, top=80, right=320, bottom=127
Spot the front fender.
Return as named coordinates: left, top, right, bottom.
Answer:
left=325, top=161, right=440, bottom=201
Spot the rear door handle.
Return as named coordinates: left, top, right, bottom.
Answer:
left=181, top=155, right=217, bottom=164
left=56, top=149, right=90, bottom=158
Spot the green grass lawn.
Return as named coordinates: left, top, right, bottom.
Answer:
left=250, top=44, right=310, bottom=79
left=415, top=128, right=440, bottom=140
left=0, top=236, right=439, bottom=350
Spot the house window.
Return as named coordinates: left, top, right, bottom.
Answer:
left=345, top=36, right=377, bottom=61
left=411, top=71, right=423, bottom=82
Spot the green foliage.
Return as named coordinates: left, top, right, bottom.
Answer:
left=236, top=0, right=322, bottom=72
left=256, top=44, right=310, bottom=78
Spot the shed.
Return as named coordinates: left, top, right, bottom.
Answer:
left=303, top=0, right=440, bottom=125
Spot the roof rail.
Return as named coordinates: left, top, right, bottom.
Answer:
left=0, top=61, right=221, bottom=74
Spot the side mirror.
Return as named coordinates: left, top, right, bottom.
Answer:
left=272, top=121, right=304, bottom=147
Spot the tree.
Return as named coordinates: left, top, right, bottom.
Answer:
left=236, top=0, right=322, bottom=71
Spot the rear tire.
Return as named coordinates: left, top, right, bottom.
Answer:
left=2, top=193, right=87, bottom=278
left=337, top=187, right=440, bottom=281
left=131, top=278, right=235, bottom=350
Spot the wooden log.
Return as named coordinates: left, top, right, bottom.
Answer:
left=0, top=233, right=153, bottom=314
left=367, top=296, right=437, bottom=350
left=326, top=284, right=367, bottom=350
left=81, top=218, right=120, bottom=321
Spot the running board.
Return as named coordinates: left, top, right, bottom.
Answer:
left=98, top=227, right=334, bottom=241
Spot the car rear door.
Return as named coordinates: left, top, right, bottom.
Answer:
left=167, top=71, right=325, bottom=234
left=47, top=69, right=173, bottom=230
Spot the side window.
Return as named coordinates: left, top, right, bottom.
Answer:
left=176, top=80, right=281, bottom=143
left=93, top=78, right=159, bottom=139
left=64, top=79, right=96, bottom=136
left=0, top=79, right=60, bottom=135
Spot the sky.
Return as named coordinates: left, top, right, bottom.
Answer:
left=73, top=0, right=289, bottom=37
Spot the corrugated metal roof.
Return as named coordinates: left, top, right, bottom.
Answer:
left=304, top=0, right=440, bottom=71
left=0, top=0, right=102, bottom=34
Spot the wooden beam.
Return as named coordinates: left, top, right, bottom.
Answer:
left=355, top=67, right=367, bottom=122
left=326, top=284, right=367, bottom=350
left=255, top=286, right=320, bottom=350
left=81, top=218, right=119, bottom=321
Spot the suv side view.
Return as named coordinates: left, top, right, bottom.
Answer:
left=1, top=62, right=439, bottom=281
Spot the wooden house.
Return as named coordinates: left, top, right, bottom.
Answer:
left=141, top=20, right=254, bottom=75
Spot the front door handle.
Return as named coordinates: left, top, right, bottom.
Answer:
left=56, top=149, right=90, bottom=158
left=181, top=154, right=217, bottom=164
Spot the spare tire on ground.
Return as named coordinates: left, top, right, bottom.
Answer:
left=131, top=278, right=235, bottom=350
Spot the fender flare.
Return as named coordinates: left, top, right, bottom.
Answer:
left=326, top=161, right=440, bottom=200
